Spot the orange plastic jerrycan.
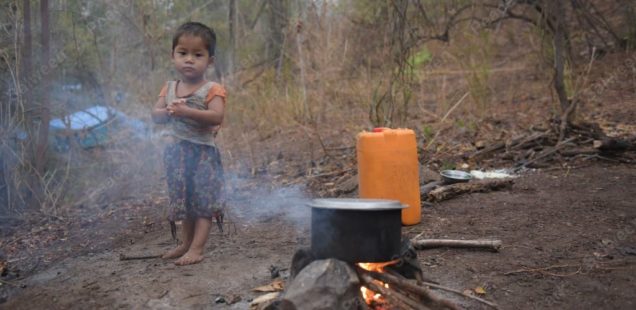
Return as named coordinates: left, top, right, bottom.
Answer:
left=357, top=128, right=421, bottom=225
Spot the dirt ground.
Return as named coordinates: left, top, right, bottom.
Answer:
left=1, top=161, right=634, bottom=309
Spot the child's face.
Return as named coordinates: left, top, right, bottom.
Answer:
left=171, top=35, right=213, bottom=82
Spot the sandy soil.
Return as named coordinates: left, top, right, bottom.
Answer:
left=1, top=162, right=635, bottom=309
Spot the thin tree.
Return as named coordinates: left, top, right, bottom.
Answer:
left=31, top=0, right=50, bottom=208
left=227, top=0, right=237, bottom=82
left=21, top=0, right=31, bottom=96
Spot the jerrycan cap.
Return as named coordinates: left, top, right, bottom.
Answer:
left=372, top=127, right=386, bottom=133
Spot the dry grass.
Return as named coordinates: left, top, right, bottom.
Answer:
left=2, top=1, right=634, bottom=213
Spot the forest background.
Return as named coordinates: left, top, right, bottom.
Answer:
left=0, top=0, right=634, bottom=214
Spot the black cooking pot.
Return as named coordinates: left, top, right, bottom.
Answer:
left=308, top=198, right=405, bottom=263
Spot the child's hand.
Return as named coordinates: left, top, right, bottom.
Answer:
left=167, top=99, right=188, bottom=117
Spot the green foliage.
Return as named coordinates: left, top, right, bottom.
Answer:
left=440, top=161, right=455, bottom=171
left=422, top=125, right=434, bottom=141
left=408, top=47, right=432, bottom=68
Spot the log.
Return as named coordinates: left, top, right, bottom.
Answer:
left=427, top=179, right=513, bottom=202
left=358, top=272, right=430, bottom=310
left=361, top=269, right=461, bottom=310
left=411, top=239, right=502, bottom=252
left=593, top=138, right=635, bottom=152
left=420, top=181, right=442, bottom=197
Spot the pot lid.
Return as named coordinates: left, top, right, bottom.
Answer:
left=307, top=198, right=406, bottom=211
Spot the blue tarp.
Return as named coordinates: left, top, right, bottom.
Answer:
left=49, top=105, right=147, bottom=150
left=49, top=105, right=112, bottom=130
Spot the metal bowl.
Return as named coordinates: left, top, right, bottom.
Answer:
left=440, top=170, right=472, bottom=184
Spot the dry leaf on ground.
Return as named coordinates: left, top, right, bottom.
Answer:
left=252, top=279, right=284, bottom=292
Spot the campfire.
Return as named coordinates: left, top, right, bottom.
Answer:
left=258, top=199, right=500, bottom=309
left=357, top=259, right=399, bottom=308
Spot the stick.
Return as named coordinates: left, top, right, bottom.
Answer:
left=520, top=137, right=576, bottom=169
left=427, top=179, right=513, bottom=202
left=0, top=278, right=26, bottom=288
left=508, top=131, right=550, bottom=150
left=425, top=92, right=470, bottom=150
left=470, top=141, right=505, bottom=160
left=119, top=253, right=162, bottom=261
left=419, top=281, right=499, bottom=309
left=503, top=263, right=581, bottom=276
left=559, top=147, right=599, bottom=157
left=359, top=272, right=430, bottom=310
left=361, top=270, right=460, bottom=310
left=411, top=239, right=502, bottom=252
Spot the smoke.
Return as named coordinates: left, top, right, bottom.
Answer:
left=224, top=174, right=312, bottom=231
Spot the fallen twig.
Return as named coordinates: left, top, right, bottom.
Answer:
left=0, top=278, right=26, bottom=288
left=519, top=137, right=576, bottom=169
left=504, top=263, right=582, bottom=277
left=119, top=253, right=162, bottom=261
left=426, top=92, right=470, bottom=150
left=411, top=239, right=502, bottom=252
left=308, top=167, right=354, bottom=178
left=508, top=131, right=551, bottom=150
left=419, top=281, right=499, bottom=309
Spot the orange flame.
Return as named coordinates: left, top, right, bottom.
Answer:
left=357, top=259, right=399, bottom=306
left=358, top=259, right=399, bottom=273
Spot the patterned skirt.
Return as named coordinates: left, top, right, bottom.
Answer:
left=164, top=139, right=224, bottom=221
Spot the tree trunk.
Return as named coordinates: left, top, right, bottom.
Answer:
left=31, top=0, right=51, bottom=208
left=295, top=0, right=308, bottom=120
left=267, top=0, right=288, bottom=69
left=227, top=0, right=237, bottom=82
left=550, top=1, right=570, bottom=115
left=22, top=0, right=32, bottom=92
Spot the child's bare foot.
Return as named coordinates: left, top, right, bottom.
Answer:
left=175, top=250, right=204, bottom=266
left=162, top=244, right=189, bottom=259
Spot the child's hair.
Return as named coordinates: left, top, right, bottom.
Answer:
left=172, top=22, right=217, bottom=57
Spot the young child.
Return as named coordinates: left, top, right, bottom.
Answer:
left=151, top=22, right=226, bottom=266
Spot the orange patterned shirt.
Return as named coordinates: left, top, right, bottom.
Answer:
left=158, top=80, right=227, bottom=146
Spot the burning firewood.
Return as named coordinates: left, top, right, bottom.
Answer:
left=359, top=268, right=462, bottom=310
left=360, top=267, right=501, bottom=310
left=410, top=239, right=502, bottom=252
left=356, top=260, right=461, bottom=310
left=358, top=272, right=430, bottom=310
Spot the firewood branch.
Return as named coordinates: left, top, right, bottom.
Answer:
left=411, top=239, right=502, bottom=252
left=427, top=179, right=514, bottom=202
left=359, top=272, right=431, bottom=310
left=361, top=269, right=462, bottom=310
left=419, top=281, right=500, bottom=309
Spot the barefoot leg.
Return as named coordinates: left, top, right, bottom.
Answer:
left=163, top=219, right=195, bottom=259
left=175, top=217, right=211, bottom=265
